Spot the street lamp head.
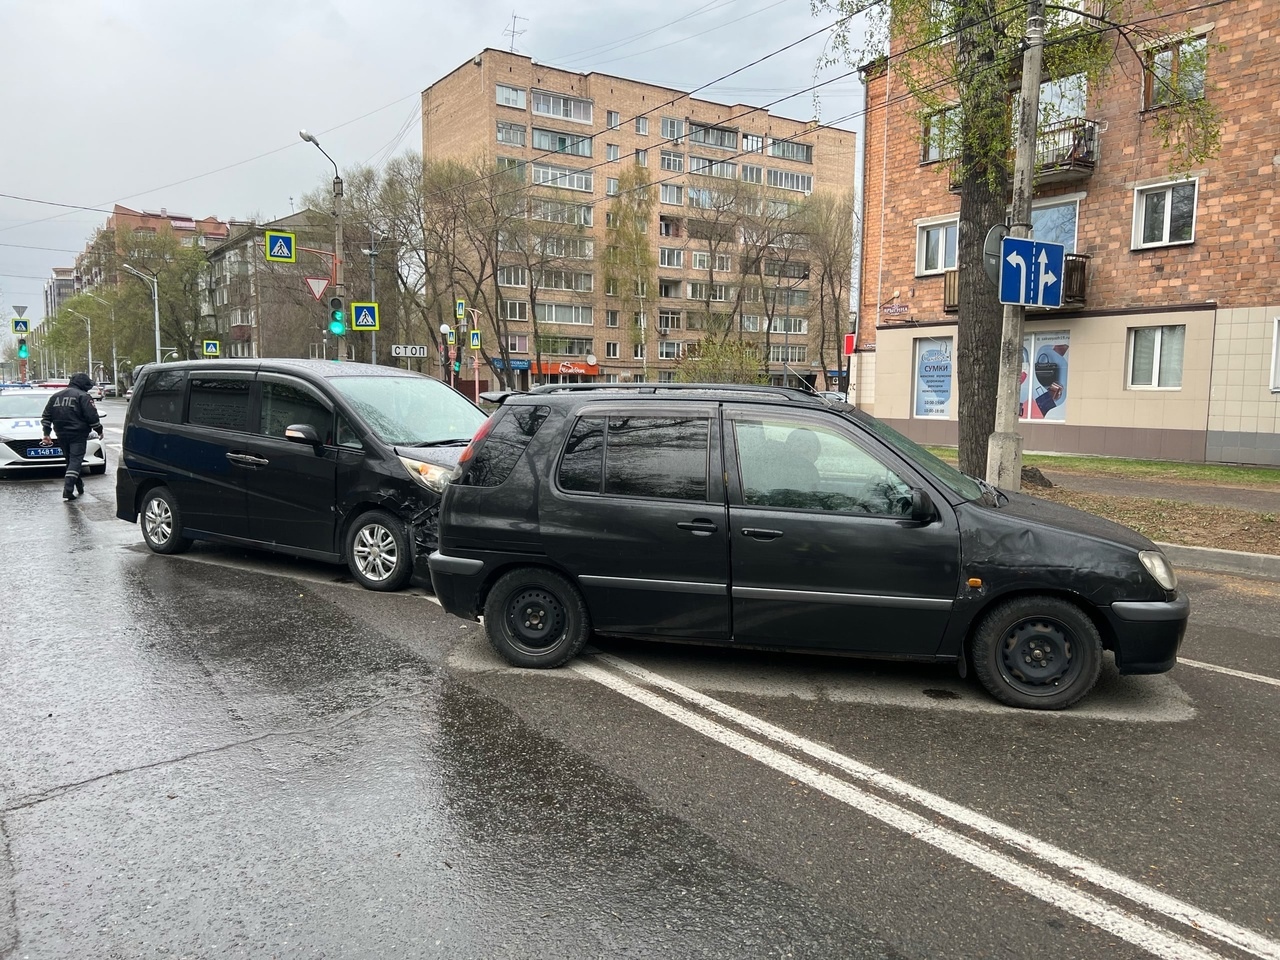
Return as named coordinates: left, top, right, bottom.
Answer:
left=439, top=323, right=452, bottom=336
left=299, top=129, right=317, bottom=145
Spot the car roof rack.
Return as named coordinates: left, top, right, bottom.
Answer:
left=527, top=382, right=827, bottom=403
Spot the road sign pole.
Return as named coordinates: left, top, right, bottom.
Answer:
left=987, top=0, right=1045, bottom=493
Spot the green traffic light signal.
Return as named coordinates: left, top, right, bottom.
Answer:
left=17, top=338, right=28, bottom=360
left=327, top=296, right=346, bottom=336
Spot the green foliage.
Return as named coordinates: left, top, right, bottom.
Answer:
left=605, top=166, right=658, bottom=348
left=674, top=338, right=768, bottom=384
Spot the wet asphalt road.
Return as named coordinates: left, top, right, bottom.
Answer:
left=1, top=399, right=1277, bottom=960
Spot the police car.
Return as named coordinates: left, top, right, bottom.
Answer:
left=0, top=387, right=106, bottom=476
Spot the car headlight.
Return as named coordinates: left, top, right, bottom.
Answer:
left=398, top=455, right=452, bottom=494
left=1139, top=550, right=1177, bottom=591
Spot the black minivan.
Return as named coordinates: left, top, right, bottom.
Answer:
left=429, top=384, right=1189, bottom=710
left=117, top=359, right=488, bottom=590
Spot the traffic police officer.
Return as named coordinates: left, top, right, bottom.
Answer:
left=40, top=372, right=102, bottom=501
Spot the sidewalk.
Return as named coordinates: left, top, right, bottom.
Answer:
left=1040, top=469, right=1280, bottom=580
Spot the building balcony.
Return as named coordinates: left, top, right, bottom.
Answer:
left=950, top=117, right=1099, bottom=192
left=943, top=253, right=1090, bottom=312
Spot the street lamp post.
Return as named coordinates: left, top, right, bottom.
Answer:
left=439, top=323, right=453, bottom=387
left=65, top=308, right=93, bottom=380
left=121, top=263, right=162, bottom=364
left=87, top=293, right=118, bottom=388
left=299, top=130, right=345, bottom=362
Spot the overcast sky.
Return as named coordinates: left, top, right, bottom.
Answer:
left=0, top=0, right=867, bottom=321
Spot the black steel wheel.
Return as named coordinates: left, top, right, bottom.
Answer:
left=140, top=486, right=192, bottom=555
left=971, top=596, right=1102, bottom=710
left=484, top=567, right=590, bottom=668
left=345, top=509, right=413, bottom=592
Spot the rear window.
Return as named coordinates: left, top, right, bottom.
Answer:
left=187, top=376, right=252, bottom=432
left=557, top=415, right=709, bottom=502
left=137, top=370, right=186, bottom=424
left=461, top=405, right=550, bottom=487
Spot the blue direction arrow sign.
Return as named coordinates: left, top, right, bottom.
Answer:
left=11, top=319, right=29, bottom=334
left=263, top=230, right=297, bottom=263
left=351, top=302, right=380, bottom=331
left=203, top=340, right=221, bottom=357
left=999, top=237, right=1065, bottom=308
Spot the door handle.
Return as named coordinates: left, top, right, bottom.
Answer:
left=741, top=528, right=784, bottom=540
left=226, top=452, right=269, bottom=467
left=677, top=519, right=718, bottom=536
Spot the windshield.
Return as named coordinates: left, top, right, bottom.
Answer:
left=329, top=375, right=487, bottom=446
left=0, top=393, right=51, bottom=418
left=852, top=409, right=985, bottom=502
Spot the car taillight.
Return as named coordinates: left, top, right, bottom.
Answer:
left=457, top=415, right=497, bottom=465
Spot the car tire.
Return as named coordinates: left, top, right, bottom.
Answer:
left=971, top=596, right=1102, bottom=710
left=484, top=567, right=591, bottom=668
left=345, top=509, right=413, bottom=592
left=140, top=486, right=192, bottom=555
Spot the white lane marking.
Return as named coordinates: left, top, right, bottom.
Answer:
left=570, top=660, right=1234, bottom=960
left=1180, top=658, right=1280, bottom=689
left=579, top=654, right=1280, bottom=960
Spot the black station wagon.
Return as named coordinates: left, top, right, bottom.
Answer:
left=429, top=384, right=1188, bottom=710
left=117, top=359, right=487, bottom=590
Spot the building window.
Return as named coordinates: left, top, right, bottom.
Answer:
left=531, top=199, right=593, bottom=226
left=605, top=341, right=620, bottom=359
left=771, top=315, right=807, bottom=335
left=635, top=116, right=649, bottom=135
left=658, top=279, right=681, bottom=298
left=607, top=110, right=620, bottom=130
left=658, top=340, right=682, bottom=360
left=532, top=163, right=593, bottom=192
left=1128, top=325, right=1185, bottom=389
left=768, top=344, right=808, bottom=363
left=922, top=106, right=959, bottom=162
left=506, top=334, right=529, bottom=353
left=658, top=310, right=682, bottom=331
left=605, top=278, right=619, bottom=296
left=742, top=134, right=764, bottom=153
left=768, top=140, right=813, bottom=163
left=660, top=150, right=684, bottom=172
left=497, top=157, right=526, bottom=179
left=766, top=169, right=813, bottom=194
left=660, top=183, right=683, bottom=205
left=535, top=270, right=593, bottom=292
left=690, top=156, right=737, bottom=179
left=688, top=281, right=728, bottom=301
left=690, top=251, right=709, bottom=271
left=689, top=123, right=737, bottom=150
left=536, top=303, right=594, bottom=326
left=532, top=90, right=593, bottom=124
left=1144, top=35, right=1207, bottom=110
left=541, top=336, right=594, bottom=355
left=501, top=299, right=529, bottom=321
left=661, top=117, right=684, bottom=142
left=635, top=148, right=648, bottom=167
left=659, top=247, right=684, bottom=268
left=714, top=253, right=732, bottom=272
left=1030, top=198, right=1079, bottom=253
left=741, top=315, right=761, bottom=332
left=1134, top=180, right=1197, bottom=248
left=496, top=85, right=527, bottom=109
left=607, top=178, right=619, bottom=196
left=606, top=143, right=620, bottom=162
left=497, top=265, right=527, bottom=286
left=538, top=236, right=593, bottom=259
left=633, top=343, right=646, bottom=360
left=916, top=217, right=958, bottom=274
left=496, top=121, right=526, bottom=147
left=606, top=310, right=620, bottom=327
left=741, top=164, right=763, bottom=184
left=532, top=128, right=592, bottom=157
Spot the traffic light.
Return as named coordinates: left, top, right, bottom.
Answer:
left=327, top=296, right=346, bottom=336
left=16, top=338, right=28, bottom=360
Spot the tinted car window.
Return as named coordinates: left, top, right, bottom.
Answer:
left=464, top=405, right=550, bottom=487
left=187, top=376, right=251, bottom=432
left=260, top=380, right=331, bottom=442
left=138, top=370, right=186, bottom=424
left=735, top=417, right=913, bottom=516
left=558, top=416, right=605, bottom=493
left=604, top=416, right=708, bottom=502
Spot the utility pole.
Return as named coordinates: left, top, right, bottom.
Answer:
left=987, top=0, right=1045, bottom=491
left=363, top=235, right=378, bottom=365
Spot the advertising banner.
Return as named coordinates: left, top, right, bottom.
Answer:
left=914, top=337, right=953, bottom=418
left=1020, top=331, right=1070, bottom=421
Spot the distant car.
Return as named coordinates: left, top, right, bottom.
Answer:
left=124, top=386, right=135, bottom=400
left=0, top=388, right=106, bottom=477
left=100, top=382, right=117, bottom=398
left=818, top=390, right=847, bottom=402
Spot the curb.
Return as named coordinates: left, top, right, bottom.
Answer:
left=1156, top=542, right=1280, bottom=581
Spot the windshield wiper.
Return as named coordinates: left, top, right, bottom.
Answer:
left=408, top=438, right=472, bottom=447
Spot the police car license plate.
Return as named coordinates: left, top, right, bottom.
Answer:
left=27, top=446, right=62, bottom=458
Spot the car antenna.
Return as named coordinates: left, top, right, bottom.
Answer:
left=783, top=362, right=827, bottom=401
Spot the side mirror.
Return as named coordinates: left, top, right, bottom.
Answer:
left=910, top=488, right=937, bottom=524
left=284, top=423, right=323, bottom=451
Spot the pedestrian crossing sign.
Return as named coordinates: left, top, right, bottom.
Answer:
left=11, top=319, right=29, bottom=334
left=350, top=302, right=380, bottom=331
left=469, top=330, right=481, bottom=350
left=203, top=340, right=220, bottom=357
left=263, top=230, right=297, bottom=263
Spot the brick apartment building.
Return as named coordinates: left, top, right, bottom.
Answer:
left=422, top=48, right=857, bottom=388
left=857, top=0, right=1280, bottom=464
left=73, top=204, right=230, bottom=288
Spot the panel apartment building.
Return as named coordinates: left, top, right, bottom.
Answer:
left=857, top=0, right=1280, bottom=465
left=422, top=49, right=856, bottom=388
